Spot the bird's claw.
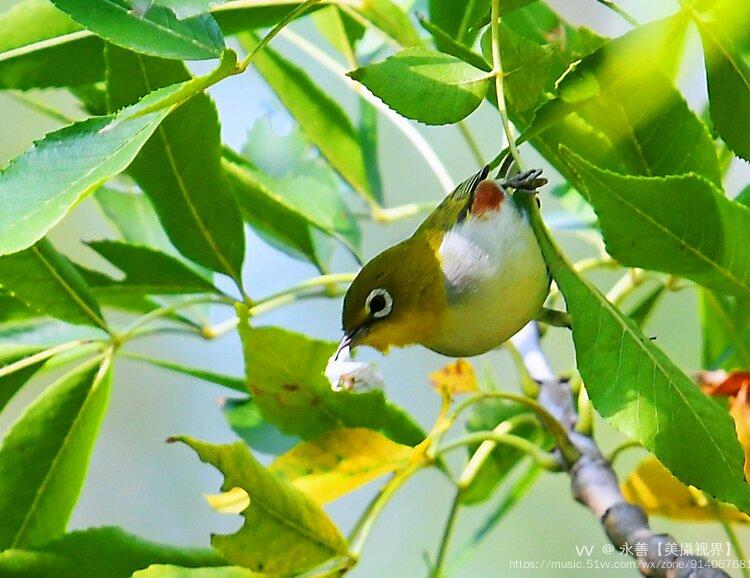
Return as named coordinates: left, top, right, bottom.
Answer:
left=501, top=168, right=547, bottom=192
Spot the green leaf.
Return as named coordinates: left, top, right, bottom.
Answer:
left=622, top=282, right=667, bottom=329
left=237, top=313, right=425, bottom=447
left=736, top=184, right=750, bottom=207
left=51, top=0, right=224, bottom=60
left=105, top=46, right=245, bottom=281
left=147, top=0, right=227, bottom=19
left=502, top=2, right=606, bottom=82
left=0, top=526, right=224, bottom=578
left=0, top=0, right=330, bottom=92
left=269, top=172, right=361, bottom=260
left=461, top=399, right=545, bottom=505
left=222, top=398, right=297, bottom=456
left=696, top=16, right=750, bottom=161
left=355, top=0, right=421, bottom=47
left=172, top=436, right=348, bottom=575
left=0, top=345, right=46, bottom=413
left=0, top=88, right=178, bottom=257
left=496, top=24, right=553, bottom=113
left=358, top=99, right=385, bottom=205
left=223, top=158, right=330, bottom=272
left=312, top=5, right=364, bottom=57
left=426, top=0, right=534, bottom=48
left=224, top=156, right=359, bottom=267
left=133, top=567, right=263, bottom=578
left=125, top=352, right=245, bottom=393
left=553, top=13, right=689, bottom=103
left=525, top=195, right=750, bottom=515
left=95, top=188, right=175, bottom=252
left=0, top=293, right=38, bottom=325
left=0, top=0, right=104, bottom=90
left=348, top=47, right=491, bottom=125
left=560, top=149, right=750, bottom=300
left=0, top=356, right=112, bottom=549
left=514, top=15, right=721, bottom=187
left=212, top=2, right=325, bottom=35
left=74, top=265, right=180, bottom=322
left=270, top=427, right=413, bottom=504
left=238, top=32, right=372, bottom=202
left=94, top=187, right=215, bottom=325
left=417, top=14, right=491, bottom=72
left=86, top=240, right=219, bottom=295
left=0, top=239, right=107, bottom=330
left=699, top=289, right=750, bottom=370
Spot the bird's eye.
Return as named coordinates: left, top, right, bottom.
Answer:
left=366, top=288, right=393, bottom=319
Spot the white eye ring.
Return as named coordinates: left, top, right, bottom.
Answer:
left=366, top=287, right=393, bottom=319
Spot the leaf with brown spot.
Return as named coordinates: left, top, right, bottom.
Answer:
left=237, top=310, right=425, bottom=447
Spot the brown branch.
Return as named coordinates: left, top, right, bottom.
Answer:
left=511, top=323, right=730, bottom=578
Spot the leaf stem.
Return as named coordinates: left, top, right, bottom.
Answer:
left=606, top=439, right=642, bottom=464
left=200, top=273, right=356, bottom=339
left=431, top=491, right=462, bottom=577
left=7, top=91, right=76, bottom=124
left=279, top=28, right=455, bottom=193
left=490, top=0, right=523, bottom=170
left=117, top=295, right=235, bottom=342
left=371, top=202, right=437, bottom=223
left=0, top=340, right=95, bottom=379
left=448, top=461, right=542, bottom=571
left=456, top=414, right=539, bottom=490
left=606, top=268, right=647, bottom=305
left=437, top=391, right=579, bottom=465
left=457, top=0, right=480, bottom=43
left=713, top=503, right=750, bottom=578
left=594, top=0, right=640, bottom=27
left=438, top=431, right=559, bottom=471
left=237, top=0, right=323, bottom=71
left=536, top=307, right=572, bottom=329
left=457, top=120, right=486, bottom=166
left=348, top=460, right=425, bottom=557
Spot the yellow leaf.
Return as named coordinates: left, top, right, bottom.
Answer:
left=429, top=359, right=478, bottom=395
left=622, top=457, right=750, bottom=523
left=205, top=487, right=251, bottom=515
left=270, top=427, right=413, bottom=504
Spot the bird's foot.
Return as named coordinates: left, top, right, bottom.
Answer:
left=501, top=168, right=547, bottom=191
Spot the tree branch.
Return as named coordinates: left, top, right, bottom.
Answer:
left=510, top=323, right=730, bottom=578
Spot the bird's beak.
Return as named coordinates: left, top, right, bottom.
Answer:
left=334, top=326, right=367, bottom=360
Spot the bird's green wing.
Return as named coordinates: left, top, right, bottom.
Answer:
left=416, top=165, right=490, bottom=233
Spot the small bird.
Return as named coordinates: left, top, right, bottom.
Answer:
left=338, top=166, right=550, bottom=358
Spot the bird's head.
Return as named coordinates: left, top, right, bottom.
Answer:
left=339, top=235, right=445, bottom=356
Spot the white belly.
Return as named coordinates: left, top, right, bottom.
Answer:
left=428, top=200, right=549, bottom=357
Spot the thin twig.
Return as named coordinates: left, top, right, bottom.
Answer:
left=457, top=120, right=486, bottom=166
left=594, top=0, right=640, bottom=27
left=431, top=491, right=462, bottom=577
left=456, top=414, right=539, bottom=489
left=0, top=340, right=93, bottom=379
left=438, top=431, right=560, bottom=471
left=490, top=0, right=523, bottom=169
left=713, top=503, right=750, bottom=578
left=237, top=0, right=323, bottom=71
left=512, top=321, right=730, bottom=577
left=7, top=91, right=76, bottom=124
